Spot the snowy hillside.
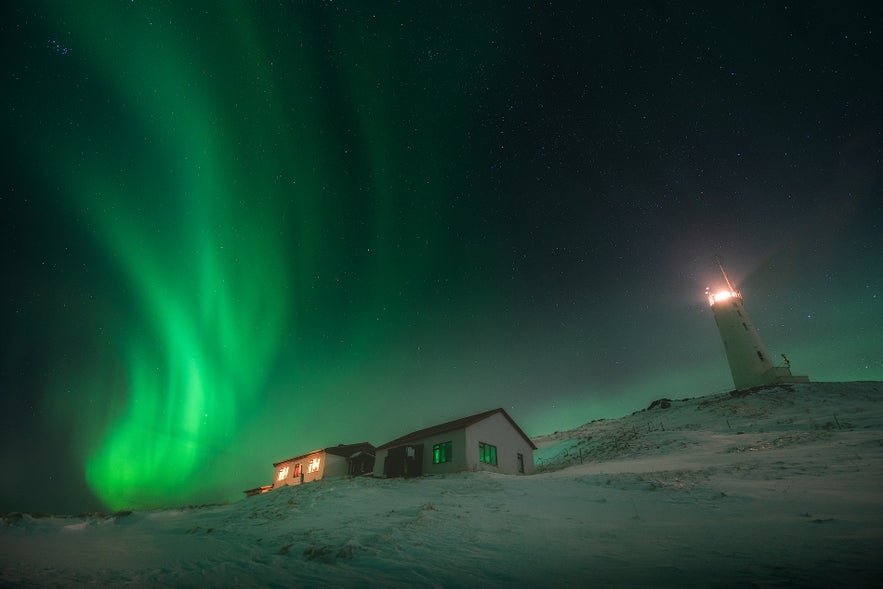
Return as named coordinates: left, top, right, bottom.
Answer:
left=2, top=382, right=881, bottom=587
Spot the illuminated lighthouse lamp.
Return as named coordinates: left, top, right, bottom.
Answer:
left=706, top=288, right=740, bottom=306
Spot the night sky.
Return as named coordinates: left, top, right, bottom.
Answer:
left=2, top=1, right=881, bottom=514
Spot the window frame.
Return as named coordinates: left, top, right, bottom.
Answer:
left=307, top=457, right=321, bottom=473
left=479, top=442, right=498, bottom=466
left=433, top=441, right=452, bottom=464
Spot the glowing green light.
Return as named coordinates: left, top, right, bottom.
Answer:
left=25, top=1, right=522, bottom=510
left=36, top=2, right=301, bottom=510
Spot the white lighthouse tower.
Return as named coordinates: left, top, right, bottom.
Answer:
left=707, top=257, right=808, bottom=390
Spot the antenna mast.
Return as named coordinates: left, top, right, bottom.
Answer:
left=714, top=255, right=738, bottom=293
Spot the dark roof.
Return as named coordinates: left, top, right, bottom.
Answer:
left=324, top=442, right=375, bottom=458
left=273, top=442, right=375, bottom=467
left=376, top=408, right=537, bottom=451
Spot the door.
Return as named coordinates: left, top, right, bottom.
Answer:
left=384, top=444, right=424, bottom=477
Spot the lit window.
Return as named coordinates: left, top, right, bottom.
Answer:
left=479, top=443, right=497, bottom=466
left=277, top=465, right=289, bottom=481
left=433, top=441, right=452, bottom=464
left=307, top=458, right=321, bottom=473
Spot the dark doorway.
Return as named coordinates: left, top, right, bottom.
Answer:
left=347, top=452, right=375, bottom=476
left=384, top=444, right=424, bottom=477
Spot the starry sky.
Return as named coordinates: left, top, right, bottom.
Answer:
left=2, top=1, right=881, bottom=514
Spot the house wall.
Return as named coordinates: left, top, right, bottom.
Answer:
left=373, top=428, right=468, bottom=477
left=422, top=428, right=467, bottom=475
left=322, top=453, right=350, bottom=479
left=371, top=449, right=387, bottom=478
left=272, top=450, right=329, bottom=489
left=464, top=412, right=536, bottom=475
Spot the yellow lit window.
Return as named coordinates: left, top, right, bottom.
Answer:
left=307, top=458, right=321, bottom=473
left=277, top=465, right=289, bottom=480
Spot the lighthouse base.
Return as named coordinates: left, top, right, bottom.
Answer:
left=752, top=366, right=810, bottom=388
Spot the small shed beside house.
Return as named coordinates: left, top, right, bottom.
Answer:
left=243, top=484, right=273, bottom=497
left=373, top=408, right=536, bottom=478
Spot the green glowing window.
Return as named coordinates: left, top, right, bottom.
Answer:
left=479, top=443, right=497, bottom=466
left=433, top=441, right=452, bottom=464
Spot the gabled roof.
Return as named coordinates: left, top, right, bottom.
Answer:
left=273, top=442, right=374, bottom=467
left=324, top=442, right=375, bottom=458
left=376, top=408, right=537, bottom=451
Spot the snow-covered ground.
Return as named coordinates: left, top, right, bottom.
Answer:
left=2, top=382, right=882, bottom=587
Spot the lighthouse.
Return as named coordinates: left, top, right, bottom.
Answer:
left=707, top=257, right=809, bottom=390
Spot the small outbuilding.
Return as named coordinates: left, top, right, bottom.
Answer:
left=373, top=408, right=536, bottom=478
left=242, top=484, right=273, bottom=497
left=271, top=442, right=375, bottom=490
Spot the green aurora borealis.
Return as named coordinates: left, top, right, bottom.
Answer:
left=3, top=2, right=882, bottom=512
left=25, top=3, right=302, bottom=509
left=6, top=1, right=514, bottom=511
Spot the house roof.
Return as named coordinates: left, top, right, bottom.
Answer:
left=324, top=442, right=375, bottom=458
left=272, top=442, right=375, bottom=467
left=376, top=408, right=537, bottom=451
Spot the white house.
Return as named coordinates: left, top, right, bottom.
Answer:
left=270, top=442, right=375, bottom=490
left=373, top=408, right=536, bottom=478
